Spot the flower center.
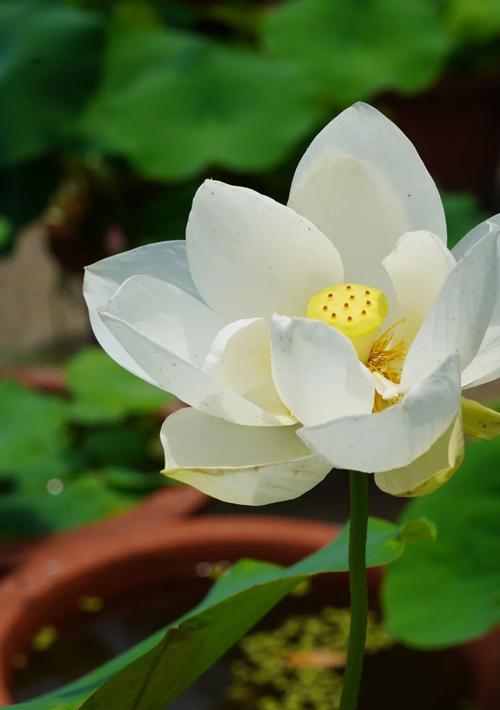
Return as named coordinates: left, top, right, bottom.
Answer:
left=307, top=283, right=388, bottom=360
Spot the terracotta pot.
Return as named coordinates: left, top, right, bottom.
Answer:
left=0, top=368, right=207, bottom=576
left=376, top=72, right=500, bottom=202
left=0, top=516, right=339, bottom=705
left=0, top=515, right=497, bottom=709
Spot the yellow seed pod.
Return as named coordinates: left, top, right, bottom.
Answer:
left=307, top=283, right=388, bottom=339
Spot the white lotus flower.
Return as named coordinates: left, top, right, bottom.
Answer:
left=84, top=103, right=500, bottom=505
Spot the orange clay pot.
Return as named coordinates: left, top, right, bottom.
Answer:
left=0, top=515, right=497, bottom=708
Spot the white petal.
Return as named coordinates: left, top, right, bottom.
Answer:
left=162, top=408, right=330, bottom=505
left=100, top=275, right=282, bottom=426
left=186, top=180, right=343, bottom=321
left=454, top=216, right=500, bottom=388
left=204, top=318, right=293, bottom=422
left=84, top=241, right=198, bottom=382
left=271, top=315, right=374, bottom=427
left=372, top=372, right=400, bottom=401
left=461, top=325, right=500, bottom=388
left=288, top=103, right=446, bottom=288
left=402, top=231, right=499, bottom=389
left=452, top=213, right=500, bottom=261
left=383, top=231, right=455, bottom=344
left=375, top=414, right=464, bottom=497
left=298, top=355, right=461, bottom=473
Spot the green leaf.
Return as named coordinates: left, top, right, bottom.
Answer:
left=0, top=470, right=138, bottom=539
left=0, top=380, right=69, bottom=487
left=446, top=0, right=500, bottom=44
left=383, top=438, right=500, bottom=648
left=0, top=0, right=105, bottom=167
left=66, top=347, right=172, bottom=424
left=81, top=26, right=321, bottom=180
left=9, top=517, right=433, bottom=710
left=442, top=191, right=489, bottom=249
left=263, top=0, right=450, bottom=105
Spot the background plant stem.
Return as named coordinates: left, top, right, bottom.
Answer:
left=339, top=470, right=369, bottom=710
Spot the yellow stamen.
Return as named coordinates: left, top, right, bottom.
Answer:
left=367, top=321, right=407, bottom=412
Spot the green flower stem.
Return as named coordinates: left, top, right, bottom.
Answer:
left=339, top=470, right=369, bottom=710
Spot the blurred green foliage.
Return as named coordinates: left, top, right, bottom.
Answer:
left=0, top=349, right=174, bottom=539
left=66, top=347, right=173, bottom=423
left=0, top=0, right=498, bottom=258
left=383, top=436, right=500, bottom=648
left=263, top=0, right=450, bottom=104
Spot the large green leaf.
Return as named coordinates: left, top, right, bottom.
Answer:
left=81, top=26, right=321, bottom=180
left=0, top=0, right=105, bottom=167
left=66, top=348, right=173, bottom=424
left=9, top=517, right=434, bottom=710
left=383, top=437, right=500, bottom=648
left=0, top=380, right=69, bottom=487
left=0, top=469, right=138, bottom=539
left=263, top=0, right=450, bottom=105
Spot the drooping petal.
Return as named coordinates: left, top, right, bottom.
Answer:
left=383, top=231, right=455, bottom=344
left=375, top=415, right=464, bottom=497
left=462, top=397, right=500, bottom=440
left=402, top=230, right=499, bottom=389
left=462, top=326, right=500, bottom=388
left=271, top=315, right=374, bottom=427
left=100, top=275, right=282, bottom=426
left=204, top=318, right=293, bottom=423
left=288, top=103, right=446, bottom=289
left=84, top=241, right=198, bottom=381
left=298, top=355, right=461, bottom=473
left=161, top=408, right=330, bottom=505
left=186, top=180, right=343, bottom=321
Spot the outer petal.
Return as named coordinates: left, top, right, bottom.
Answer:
left=186, top=179, right=343, bottom=321
left=402, top=231, right=499, bottom=389
left=452, top=213, right=500, bottom=262
left=298, top=355, right=461, bottom=473
left=100, top=275, right=282, bottom=426
left=383, top=231, right=455, bottom=344
left=271, top=315, right=374, bottom=427
left=204, top=318, right=293, bottom=423
left=375, top=415, right=464, bottom=497
left=288, top=103, right=446, bottom=288
left=462, top=326, right=500, bottom=388
left=84, top=241, right=198, bottom=381
left=454, top=215, right=500, bottom=388
left=161, top=408, right=330, bottom=505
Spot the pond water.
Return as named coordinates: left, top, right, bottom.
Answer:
left=11, top=578, right=476, bottom=710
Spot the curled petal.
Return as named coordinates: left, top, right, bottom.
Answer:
left=161, top=408, right=330, bottom=505
left=375, top=415, right=464, bottom=497
left=84, top=241, right=198, bottom=382
left=204, top=318, right=292, bottom=423
left=100, top=275, right=283, bottom=426
left=299, top=355, right=461, bottom=473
